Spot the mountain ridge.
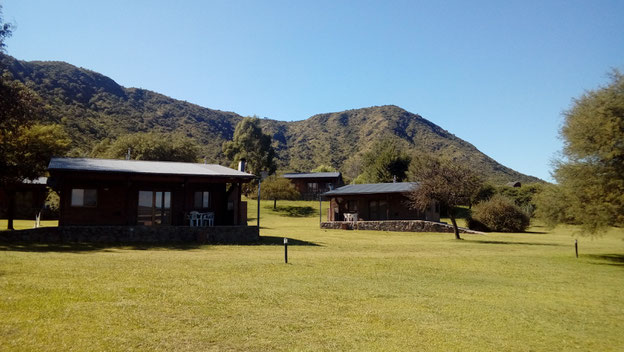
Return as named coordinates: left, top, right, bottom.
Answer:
left=1, top=54, right=540, bottom=184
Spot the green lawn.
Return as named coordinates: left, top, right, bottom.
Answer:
left=1, top=200, right=623, bottom=351
left=0, top=219, right=58, bottom=231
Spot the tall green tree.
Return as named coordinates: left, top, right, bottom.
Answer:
left=312, top=164, right=337, bottom=173
left=360, top=139, right=411, bottom=183
left=222, top=117, right=276, bottom=176
left=1, top=8, right=71, bottom=229
left=92, top=132, right=200, bottom=162
left=260, top=175, right=300, bottom=209
left=408, top=154, right=482, bottom=239
left=540, top=71, right=624, bottom=233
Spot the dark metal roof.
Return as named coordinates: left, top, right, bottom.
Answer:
left=322, top=182, right=418, bottom=196
left=48, top=157, right=255, bottom=178
left=282, top=172, right=341, bottom=179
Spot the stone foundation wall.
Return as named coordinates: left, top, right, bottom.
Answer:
left=320, top=220, right=482, bottom=234
left=0, top=226, right=259, bottom=244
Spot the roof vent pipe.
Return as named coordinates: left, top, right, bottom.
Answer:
left=393, top=175, right=397, bottom=183
left=126, top=148, right=131, bottom=160
left=238, top=159, right=246, bottom=172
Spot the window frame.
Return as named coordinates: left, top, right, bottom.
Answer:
left=137, top=190, right=172, bottom=226
left=194, top=191, right=211, bottom=209
left=70, top=188, right=98, bottom=208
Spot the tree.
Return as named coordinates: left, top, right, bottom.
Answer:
left=92, top=132, right=200, bottom=162
left=470, top=183, right=496, bottom=207
left=495, top=183, right=543, bottom=216
left=222, top=117, right=276, bottom=176
left=542, top=72, right=624, bottom=233
left=312, top=164, right=337, bottom=173
left=260, top=175, right=300, bottom=209
left=360, top=139, right=411, bottom=183
left=469, top=194, right=530, bottom=232
left=0, top=11, right=71, bottom=229
left=534, top=183, right=577, bottom=228
left=408, top=154, right=482, bottom=239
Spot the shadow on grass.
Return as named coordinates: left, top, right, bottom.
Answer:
left=268, top=205, right=316, bottom=218
left=0, top=242, right=203, bottom=253
left=586, top=254, right=624, bottom=267
left=465, top=239, right=562, bottom=246
left=0, top=236, right=322, bottom=252
left=255, top=236, right=322, bottom=246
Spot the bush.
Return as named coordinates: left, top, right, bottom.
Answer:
left=469, top=195, right=530, bottom=232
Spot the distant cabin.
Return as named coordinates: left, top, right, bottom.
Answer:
left=47, top=157, right=255, bottom=227
left=0, top=177, right=49, bottom=219
left=282, top=172, right=343, bottom=200
left=322, top=182, right=440, bottom=222
left=506, top=181, right=522, bottom=188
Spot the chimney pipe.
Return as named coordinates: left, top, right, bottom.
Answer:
left=238, top=159, right=246, bottom=172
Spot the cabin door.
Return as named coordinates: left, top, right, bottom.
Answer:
left=137, top=191, right=171, bottom=226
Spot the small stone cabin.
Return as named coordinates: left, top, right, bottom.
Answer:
left=323, top=182, right=440, bottom=222
left=282, top=172, right=344, bottom=200
left=47, top=157, right=255, bottom=227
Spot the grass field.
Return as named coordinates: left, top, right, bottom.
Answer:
left=0, top=219, right=59, bottom=231
left=1, top=200, right=623, bottom=351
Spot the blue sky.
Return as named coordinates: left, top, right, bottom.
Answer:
left=3, top=0, right=623, bottom=181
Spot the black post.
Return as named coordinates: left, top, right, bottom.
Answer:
left=7, top=189, right=15, bottom=230
left=284, top=237, right=288, bottom=263
left=257, top=178, right=261, bottom=229
left=319, top=195, right=322, bottom=225
left=575, top=239, right=578, bottom=258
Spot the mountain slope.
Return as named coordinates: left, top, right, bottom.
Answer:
left=272, top=105, right=538, bottom=183
left=1, top=54, right=540, bottom=183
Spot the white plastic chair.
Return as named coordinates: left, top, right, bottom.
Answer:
left=201, top=212, right=215, bottom=227
left=189, top=211, right=200, bottom=226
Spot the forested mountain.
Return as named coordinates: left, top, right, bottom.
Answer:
left=1, top=54, right=540, bottom=184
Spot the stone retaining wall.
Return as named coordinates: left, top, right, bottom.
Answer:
left=320, top=220, right=482, bottom=234
left=0, top=226, right=259, bottom=244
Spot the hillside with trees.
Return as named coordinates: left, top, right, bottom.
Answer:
left=0, top=54, right=541, bottom=184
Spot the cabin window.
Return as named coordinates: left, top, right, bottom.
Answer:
left=368, top=200, right=388, bottom=220
left=347, top=200, right=358, bottom=212
left=194, top=191, right=210, bottom=209
left=138, top=190, right=171, bottom=226
left=71, top=189, right=97, bottom=207
left=369, top=200, right=378, bottom=220
left=307, top=182, right=318, bottom=193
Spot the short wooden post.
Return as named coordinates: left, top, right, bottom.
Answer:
left=575, top=239, right=578, bottom=258
left=284, top=237, right=288, bottom=263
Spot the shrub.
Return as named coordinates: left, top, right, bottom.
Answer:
left=469, top=195, right=530, bottom=232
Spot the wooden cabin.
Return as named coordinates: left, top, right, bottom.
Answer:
left=323, top=183, right=440, bottom=222
left=47, top=158, right=255, bottom=227
left=282, top=172, right=343, bottom=200
left=0, top=177, right=49, bottom=219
